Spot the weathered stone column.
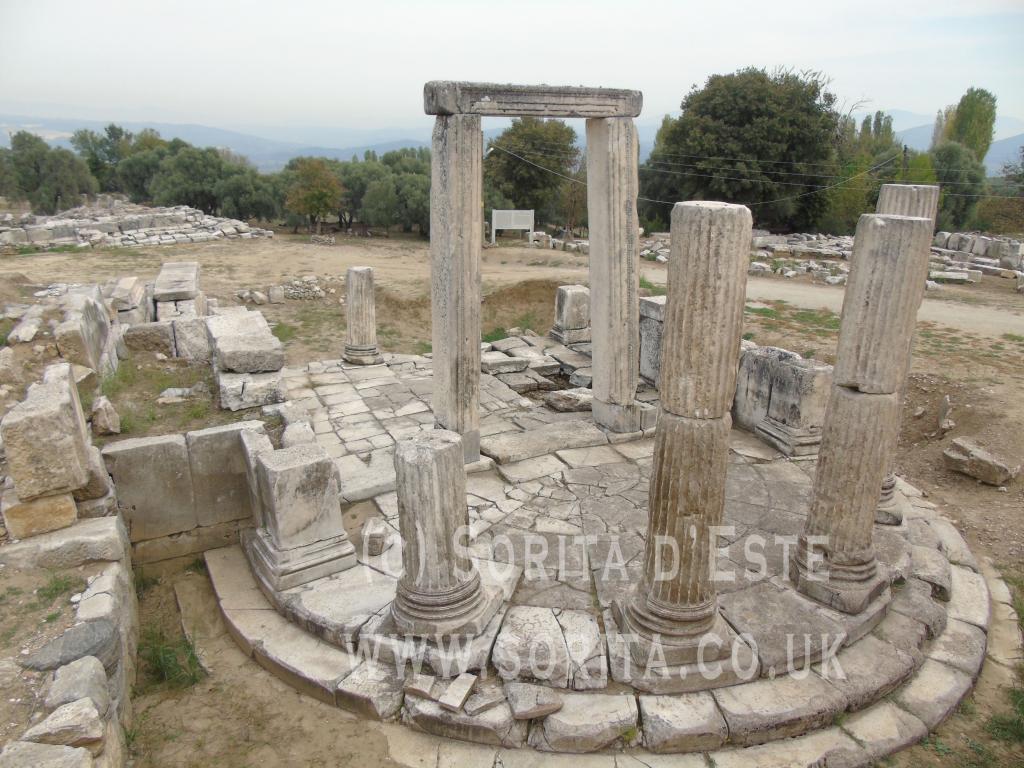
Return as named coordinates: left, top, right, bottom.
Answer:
left=616, top=201, right=751, bottom=667
left=390, top=430, right=499, bottom=637
left=431, top=114, right=483, bottom=462
left=874, top=184, right=939, bottom=523
left=794, top=213, right=933, bottom=613
left=586, top=117, right=652, bottom=432
left=343, top=266, right=383, bottom=365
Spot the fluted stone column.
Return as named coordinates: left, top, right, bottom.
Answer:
left=616, top=201, right=751, bottom=667
left=430, top=115, right=483, bottom=462
left=794, top=213, right=933, bottom=613
left=343, top=266, right=383, bottom=365
left=390, top=430, right=499, bottom=637
left=874, top=184, right=939, bottom=523
left=586, top=117, right=653, bottom=432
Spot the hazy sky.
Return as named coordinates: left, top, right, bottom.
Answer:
left=2, top=0, right=1022, bottom=137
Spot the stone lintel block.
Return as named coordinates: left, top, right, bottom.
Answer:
left=186, top=420, right=266, bottom=527
left=661, top=201, right=751, bottom=418
left=834, top=214, right=933, bottom=394
left=102, top=434, right=198, bottom=542
left=153, top=260, right=200, bottom=301
left=424, top=81, right=642, bottom=118
left=1, top=381, right=91, bottom=500
left=1, top=489, right=77, bottom=539
left=553, top=284, right=590, bottom=330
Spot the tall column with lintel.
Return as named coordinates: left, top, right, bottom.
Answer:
left=793, top=213, right=933, bottom=614
left=615, top=202, right=754, bottom=681
left=873, top=184, right=939, bottom=524
left=587, top=117, right=654, bottom=432
left=429, top=112, right=483, bottom=463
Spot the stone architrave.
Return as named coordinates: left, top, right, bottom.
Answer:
left=550, top=285, right=591, bottom=345
left=615, top=201, right=752, bottom=670
left=586, top=117, right=652, bottom=432
left=430, top=113, right=483, bottom=463
left=343, top=266, right=383, bottom=365
left=388, top=431, right=500, bottom=637
left=873, top=185, right=939, bottom=524
left=243, top=444, right=356, bottom=591
left=794, top=213, right=933, bottom=614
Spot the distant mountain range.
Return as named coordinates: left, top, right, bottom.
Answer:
left=1, top=111, right=1019, bottom=175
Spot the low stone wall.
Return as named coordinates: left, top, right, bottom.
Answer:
left=0, top=201, right=272, bottom=251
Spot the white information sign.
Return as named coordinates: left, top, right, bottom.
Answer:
left=491, top=209, right=535, bottom=243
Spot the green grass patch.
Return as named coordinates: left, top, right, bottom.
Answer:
left=134, top=572, right=160, bottom=598
left=36, top=573, right=84, bottom=604
left=986, top=687, right=1024, bottom=743
left=745, top=305, right=780, bottom=320
left=482, top=327, right=507, bottom=343
left=138, top=626, right=205, bottom=689
left=0, top=318, right=13, bottom=346
left=791, top=308, right=841, bottom=331
left=639, top=276, right=666, bottom=296
left=1002, top=333, right=1024, bottom=344
left=272, top=322, right=298, bottom=342
left=44, top=611, right=61, bottom=623
left=414, top=341, right=432, bottom=355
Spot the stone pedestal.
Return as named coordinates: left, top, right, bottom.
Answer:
left=431, top=114, right=482, bottom=462
left=243, top=444, right=356, bottom=591
left=755, top=357, right=832, bottom=456
left=586, top=117, right=650, bottom=432
left=874, top=185, right=939, bottom=523
left=616, top=201, right=752, bottom=672
left=794, top=213, right=932, bottom=613
left=343, top=266, right=383, bottom=365
left=550, top=285, right=591, bottom=345
left=389, top=431, right=500, bottom=637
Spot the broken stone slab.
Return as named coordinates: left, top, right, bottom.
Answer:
left=927, top=618, right=987, bottom=677
left=438, top=672, right=477, bottom=712
left=943, top=437, right=1020, bottom=486
left=335, top=659, right=405, bottom=720
left=109, top=276, right=144, bottom=311
left=0, top=741, right=94, bottom=767
left=639, top=692, right=728, bottom=753
left=281, top=421, right=316, bottom=447
left=555, top=608, right=607, bottom=689
left=909, top=544, right=952, bottom=600
left=894, top=658, right=972, bottom=729
left=504, top=682, right=563, bottom=720
left=217, top=370, right=285, bottom=411
left=813, top=633, right=915, bottom=710
left=404, top=672, right=436, bottom=699
left=839, top=700, right=928, bottom=763
left=102, top=434, right=198, bottom=541
left=153, top=261, right=200, bottom=301
left=545, top=387, right=593, bottom=412
left=122, top=321, right=176, bottom=356
left=424, top=81, right=642, bottom=118
left=22, top=698, right=104, bottom=755
left=527, top=691, right=639, bottom=752
left=708, top=727, right=867, bottom=768
left=947, top=565, right=991, bottom=630
left=206, top=312, right=284, bottom=373
left=44, top=656, right=110, bottom=715
left=481, top=351, right=530, bottom=375
left=22, top=620, right=119, bottom=672
left=495, top=454, right=567, bottom=483
left=491, top=337, right=529, bottom=353
left=89, top=396, right=119, bottom=436
left=1, top=488, right=77, bottom=540
left=889, top=577, right=948, bottom=639
left=712, top=671, right=847, bottom=746
left=492, top=606, right=571, bottom=687
left=186, top=421, right=266, bottom=527
left=480, top=421, right=607, bottom=464
left=361, top=516, right=392, bottom=557
left=172, top=316, right=211, bottom=362
left=73, top=446, right=110, bottom=504
left=925, top=517, right=979, bottom=571
left=402, top=695, right=527, bottom=747
left=1, top=380, right=91, bottom=500
left=0, top=517, right=128, bottom=570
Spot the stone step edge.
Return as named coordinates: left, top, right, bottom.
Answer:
left=204, top=543, right=1011, bottom=758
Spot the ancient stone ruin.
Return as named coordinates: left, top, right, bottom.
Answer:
left=0, top=82, right=1019, bottom=767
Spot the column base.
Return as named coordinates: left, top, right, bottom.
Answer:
left=613, top=598, right=735, bottom=667
left=343, top=345, right=383, bottom=366
left=754, top=417, right=822, bottom=457
left=242, top=527, right=357, bottom=592
left=592, top=399, right=658, bottom=433
left=875, top=488, right=912, bottom=525
left=390, top=574, right=502, bottom=639
left=791, top=552, right=889, bottom=614
left=550, top=327, right=591, bottom=345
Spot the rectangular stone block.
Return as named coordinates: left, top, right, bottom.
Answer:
left=239, top=429, right=275, bottom=527
left=73, top=445, right=112, bottom=502
left=732, top=346, right=802, bottom=432
left=102, top=435, right=198, bottom=542
left=755, top=357, right=832, bottom=456
left=1, top=488, right=77, bottom=539
left=186, top=421, right=267, bottom=527
left=424, top=81, right=642, bottom=118
left=639, top=314, right=663, bottom=385
left=258, top=444, right=345, bottom=551
left=480, top=421, right=608, bottom=464
left=153, top=261, right=200, bottom=301
left=123, top=322, right=176, bottom=356
left=110, top=276, right=145, bottom=311
left=1, top=380, right=90, bottom=500
left=206, top=312, right=283, bottom=373
left=172, top=317, right=211, bottom=362
left=554, top=285, right=590, bottom=330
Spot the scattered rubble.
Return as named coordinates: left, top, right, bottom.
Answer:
left=943, top=438, right=1020, bottom=486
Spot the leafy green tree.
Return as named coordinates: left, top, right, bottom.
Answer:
left=215, top=168, right=278, bottom=221
left=361, top=176, right=398, bottom=231
left=284, top=157, right=342, bottom=233
left=395, top=172, right=430, bottom=234
left=10, top=131, right=51, bottom=197
left=70, top=124, right=134, bottom=191
left=946, top=88, right=997, bottom=162
left=485, top=117, right=579, bottom=224
left=0, top=148, right=18, bottom=200
left=149, top=147, right=226, bottom=213
left=930, top=141, right=986, bottom=230
left=639, top=68, right=840, bottom=231
left=32, top=148, right=98, bottom=214
left=334, top=158, right=390, bottom=228
left=999, top=146, right=1024, bottom=192
left=117, top=147, right=169, bottom=202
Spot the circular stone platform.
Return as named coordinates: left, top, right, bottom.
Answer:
left=204, top=415, right=1013, bottom=762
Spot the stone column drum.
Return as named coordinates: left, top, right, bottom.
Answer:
left=343, top=266, right=383, bottom=365
left=390, top=430, right=500, bottom=637
left=430, top=114, right=483, bottom=462
left=793, top=213, right=933, bottom=614
left=586, top=117, right=653, bottom=432
left=874, top=184, right=939, bottom=524
left=616, top=201, right=752, bottom=672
